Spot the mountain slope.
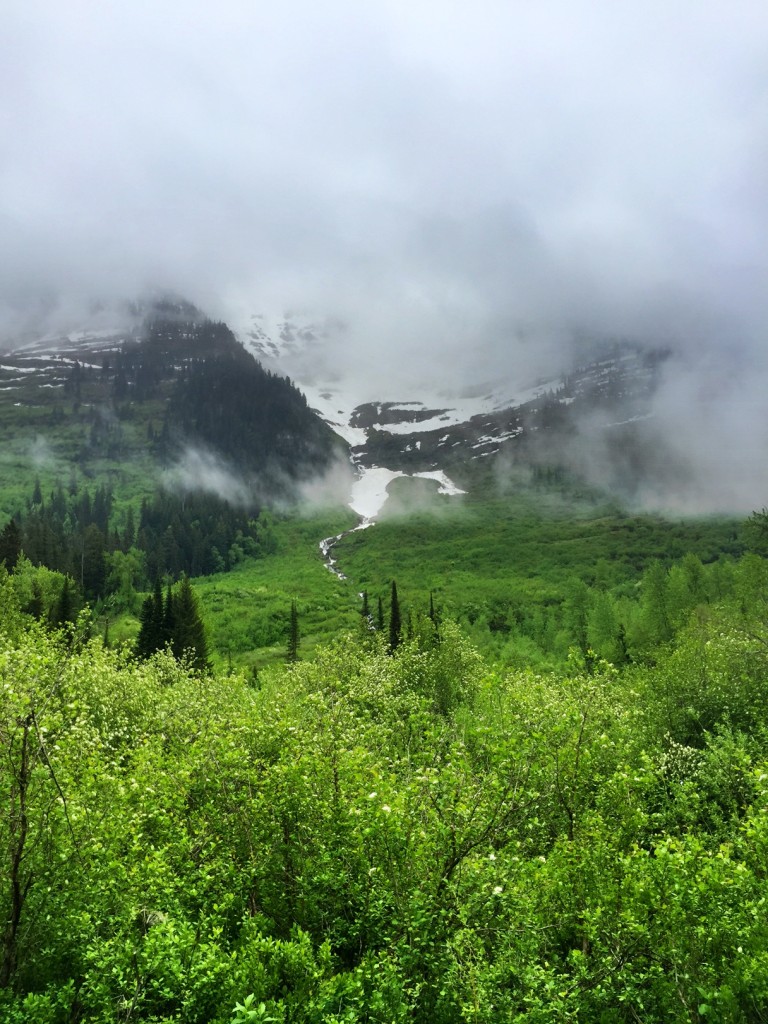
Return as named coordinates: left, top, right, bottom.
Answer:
left=0, top=302, right=346, bottom=513
left=230, top=310, right=673, bottom=504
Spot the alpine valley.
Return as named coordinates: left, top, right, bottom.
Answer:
left=0, top=294, right=748, bottom=670
left=3, top=294, right=768, bottom=1024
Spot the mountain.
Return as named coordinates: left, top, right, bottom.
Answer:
left=230, top=309, right=674, bottom=505
left=0, top=299, right=345, bottom=507
left=0, top=296, right=698, bottom=518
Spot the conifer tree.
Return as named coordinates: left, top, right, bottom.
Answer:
left=361, top=590, right=369, bottom=618
left=135, top=579, right=165, bottom=659
left=564, top=579, right=591, bottom=662
left=377, top=596, right=385, bottom=631
left=587, top=591, right=626, bottom=665
left=389, top=580, right=402, bottom=653
left=171, top=575, right=209, bottom=672
left=428, top=590, right=440, bottom=641
left=52, top=577, right=74, bottom=628
left=26, top=580, right=44, bottom=620
left=135, top=598, right=154, bottom=659
left=287, top=599, right=300, bottom=662
left=122, top=507, right=136, bottom=551
left=81, top=523, right=106, bottom=598
left=0, top=519, right=21, bottom=570
left=164, top=581, right=176, bottom=646
left=641, top=560, right=672, bottom=645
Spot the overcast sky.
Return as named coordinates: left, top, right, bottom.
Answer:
left=2, top=2, right=767, bottom=391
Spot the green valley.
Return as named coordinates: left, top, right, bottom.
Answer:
left=1, top=309, right=767, bottom=1023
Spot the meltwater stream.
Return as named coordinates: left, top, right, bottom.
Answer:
left=319, top=467, right=466, bottom=580
left=319, top=519, right=373, bottom=581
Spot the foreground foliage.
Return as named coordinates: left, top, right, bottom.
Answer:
left=1, top=575, right=768, bottom=1022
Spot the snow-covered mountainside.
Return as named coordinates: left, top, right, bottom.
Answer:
left=230, top=310, right=668, bottom=480
left=0, top=297, right=671, bottom=515
left=0, top=297, right=155, bottom=355
left=231, top=310, right=559, bottom=448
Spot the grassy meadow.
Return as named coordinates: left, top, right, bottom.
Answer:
left=184, top=474, right=742, bottom=670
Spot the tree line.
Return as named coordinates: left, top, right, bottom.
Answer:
left=0, top=479, right=274, bottom=604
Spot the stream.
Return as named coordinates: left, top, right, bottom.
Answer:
left=319, top=519, right=373, bottom=581
left=318, top=466, right=466, bottom=580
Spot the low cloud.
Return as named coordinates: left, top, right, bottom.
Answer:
left=163, top=448, right=252, bottom=506
left=296, top=453, right=356, bottom=511
left=2, top=2, right=766, bottom=512
left=164, top=444, right=358, bottom=512
left=638, top=354, right=768, bottom=514
left=29, top=435, right=56, bottom=470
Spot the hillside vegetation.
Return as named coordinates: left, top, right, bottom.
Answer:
left=0, top=309, right=344, bottom=520
left=336, top=476, right=743, bottom=669
left=1, top=313, right=767, bottom=1020
left=2, top=558, right=768, bottom=1021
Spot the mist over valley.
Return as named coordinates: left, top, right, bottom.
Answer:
left=4, top=6, right=768, bottom=1019
left=2, top=0, right=765, bottom=516
left=0, top=293, right=760, bottom=517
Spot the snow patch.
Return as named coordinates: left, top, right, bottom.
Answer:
left=411, top=471, right=466, bottom=497
left=66, top=328, right=131, bottom=343
left=349, top=468, right=405, bottom=519
left=603, top=413, right=655, bottom=428
left=349, top=466, right=464, bottom=519
left=298, top=382, right=367, bottom=446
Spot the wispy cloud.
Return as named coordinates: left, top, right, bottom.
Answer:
left=163, top=447, right=251, bottom=506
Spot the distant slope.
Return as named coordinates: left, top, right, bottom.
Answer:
left=231, top=308, right=673, bottom=503
left=131, top=315, right=347, bottom=490
left=0, top=300, right=348, bottom=511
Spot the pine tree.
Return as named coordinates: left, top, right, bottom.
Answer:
left=135, top=580, right=165, bottom=659
left=26, top=580, right=44, bottom=620
left=587, top=591, right=626, bottom=665
left=377, top=596, right=385, bottom=631
left=164, top=581, right=175, bottom=647
left=52, top=577, right=74, bottom=628
left=564, top=579, right=591, bottom=661
left=641, top=560, right=672, bottom=646
left=171, top=576, right=209, bottom=672
left=389, top=580, right=402, bottom=653
left=428, top=590, right=440, bottom=641
left=122, top=507, right=136, bottom=551
left=0, top=519, right=22, bottom=570
left=135, top=595, right=154, bottom=659
left=287, top=599, right=300, bottom=662
left=81, top=523, right=106, bottom=598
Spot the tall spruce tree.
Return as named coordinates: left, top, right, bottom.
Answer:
left=389, top=580, right=402, bottom=653
left=52, top=577, right=74, bottom=628
left=0, top=519, right=21, bottom=570
left=135, top=579, right=165, bottom=659
left=26, top=580, right=44, bottom=620
left=164, top=581, right=176, bottom=646
left=428, top=590, right=440, bottom=641
left=287, top=599, right=300, bottom=662
left=171, top=575, right=209, bottom=672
